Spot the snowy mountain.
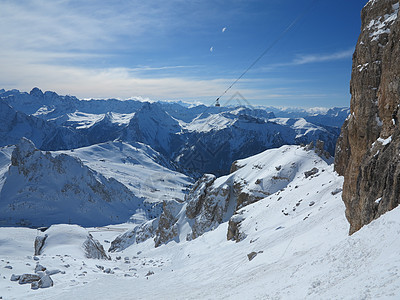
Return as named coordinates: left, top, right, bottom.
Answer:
left=1, top=88, right=345, bottom=177
left=1, top=144, right=399, bottom=299
left=111, top=143, right=334, bottom=249
left=0, top=138, right=191, bottom=227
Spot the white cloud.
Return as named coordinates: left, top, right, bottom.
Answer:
left=291, top=49, right=354, bottom=65
left=222, top=27, right=227, bottom=32
left=210, top=46, right=214, bottom=52
left=0, top=50, right=230, bottom=100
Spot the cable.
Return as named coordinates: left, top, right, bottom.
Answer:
left=215, top=0, right=320, bottom=104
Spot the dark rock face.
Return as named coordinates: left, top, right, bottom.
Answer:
left=34, top=234, right=48, bottom=256
left=83, top=234, right=111, bottom=260
left=335, top=0, right=400, bottom=234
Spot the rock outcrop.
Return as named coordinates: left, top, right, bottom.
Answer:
left=83, top=234, right=111, bottom=260
left=335, top=0, right=400, bottom=234
left=154, top=145, right=330, bottom=246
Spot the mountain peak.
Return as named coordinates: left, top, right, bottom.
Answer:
left=11, top=138, right=37, bottom=167
left=29, top=87, right=44, bottom=98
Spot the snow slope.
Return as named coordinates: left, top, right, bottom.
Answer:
left=0, top=139, right=147, bottom=227
left=0, top=139, right=192, bottom=227
left=56, top=141, right=192, bottom=206
left=0, top=145, right=399, bottom=299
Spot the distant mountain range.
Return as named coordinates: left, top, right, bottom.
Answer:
left=0, top=88, right=349, bottom=177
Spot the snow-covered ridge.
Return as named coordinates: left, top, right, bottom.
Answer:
left=55, top=141, right=192, bottom=205
left=2, top=141, right=399, bottom=298
left=111, top=144, right=336, bottom=250
left=0, top=138, right=191, bottom=227
left=1, top=88, right=346, bottom=176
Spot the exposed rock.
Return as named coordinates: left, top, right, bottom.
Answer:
left=335, top=0, right=400, bottom=234
left=227, top=213, right=246, bottom=242
left=154, top=200, right=182, bottom=247
left=83, top=234, right=111, bottom=260
left=185, top=174, right=216, bottom=219
left=145, top=271, right=154, bottom=277
left=18, top=274, right=40, bottom=284
left=154, top=146, right=316, bottom=246
left=34, top=263, right=46, bottom=273
left=304, top=168, right=319, bottom=178
left=31, top=275, right=53, bottom=289
left=247, top=252, right=258, bottom=261
left=34, top=234, right=48, bottom=256
left=110, top=218, right=159, bottom=252
left=45, top=269, right=61, bottom=276
left=10, top=274, right=20, bottom=281
left=38, top=275, right=53, bottom=288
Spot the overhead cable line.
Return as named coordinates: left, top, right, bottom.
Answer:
left=215, top=0, right=320, bottom=105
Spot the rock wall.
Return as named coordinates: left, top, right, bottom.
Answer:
left=335, top=0, right=400, bottom=234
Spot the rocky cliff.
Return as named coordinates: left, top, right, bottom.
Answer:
left=335, top=0, right=400, bottom=234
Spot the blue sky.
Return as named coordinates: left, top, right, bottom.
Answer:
left=0, top=0, right=367, bottom=107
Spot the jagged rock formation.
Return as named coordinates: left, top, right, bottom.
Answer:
left=335, top=0, right=400, bottom=234
left=83, top=234, right=111, bottom=260
left=109, top=219, right=159, bottom=252
left=154, top=144, right=333, bottom=246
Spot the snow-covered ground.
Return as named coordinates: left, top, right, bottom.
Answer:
left=1, top=145, right=399, bottom=299
left=56, top=141, right=192, bottom=205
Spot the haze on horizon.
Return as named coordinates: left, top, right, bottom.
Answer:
left=0, top=0, right=367, bottom=107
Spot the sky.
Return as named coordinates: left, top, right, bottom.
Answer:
left=0, top=0, right=368, bottom=108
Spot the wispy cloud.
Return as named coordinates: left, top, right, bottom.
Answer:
left=291, top=49, right=354, bottom=65
left=222, top=27, right=227, bottom=33
left=260, top=48, right=354, bottom=71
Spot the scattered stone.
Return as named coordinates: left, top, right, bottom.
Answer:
left=309, top=201, right=315, bottom=207
left=4, top=266, right=12, bottom=270
left=33, top=256, right=40, bottom=261
left=116, top=256, right=121, bottom=260
left=35, top=263, right=46, bottom=273
left=45, top=269, right=61, bottom=276
left=145, top=271, right=154, bottom=277
left=304, top=168, right=319, bottom=178
left=31, top=281, right=39, bottom=290
left=331, top=188, right=343, bottom=195
left=10, top=274, right=20, bottom=281
left=31, top=275, right=53, bottom=289
left=96, top=265, right=104, bottom=270
left=103, top=268, right=114, bottom=274
left=247, top=252, right=258, bottom=261
left=19, top=274, right=40, bottom=284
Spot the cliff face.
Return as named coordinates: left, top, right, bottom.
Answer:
left=335, top=0, right=400, bottom=234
